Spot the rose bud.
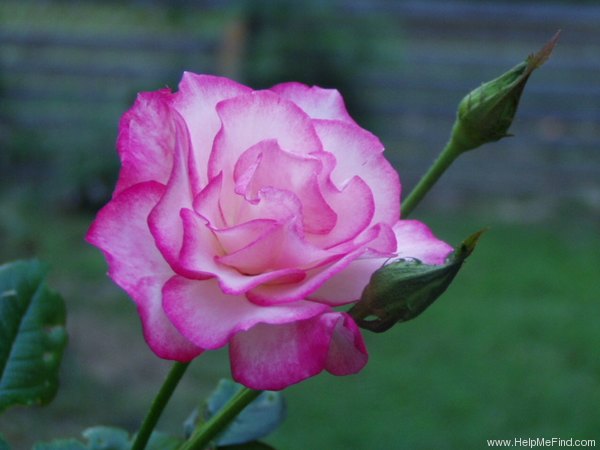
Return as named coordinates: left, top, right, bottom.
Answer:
left=349, top=230, right=485, bottom=333
left=450, top=31, right=560, bottom=152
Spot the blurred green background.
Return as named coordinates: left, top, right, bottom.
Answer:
left=1, top=0, right=599, bottom=449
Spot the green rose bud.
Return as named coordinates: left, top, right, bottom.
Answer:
left=400, top=33, right=559, bottom=217
left=451, top=31, right=560, bottom=152
left=348, top=230, right=486, bottom=333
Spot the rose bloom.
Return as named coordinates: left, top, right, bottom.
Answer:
left=87, top=73, right=452, bottom=390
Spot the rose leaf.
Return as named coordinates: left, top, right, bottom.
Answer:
left=0, top=260, right=68, bottom=413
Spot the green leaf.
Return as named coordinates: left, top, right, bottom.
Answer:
left=33, top=439, right=87, bottom=450
left=34, top=426, right=183, bottom=450
left=0, top=260, right=68, bottom=412
left=188, top=379, right=285, bottom=447
left=81, top=427, right=130, bottom=450
left=349, top=230, right=486, bottom=332
left=145, top=431, right=183, bottom=450
left=0, top=434, right=10, bottom=450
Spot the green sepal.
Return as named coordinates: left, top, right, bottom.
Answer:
left=0, top=260, right=68, bottom=413
left=349, top=230, right=486, bottom=332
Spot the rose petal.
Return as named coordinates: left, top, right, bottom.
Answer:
left=393, top=220, right=454, bottom=264
left=115, top=89, right=175, bottom=194
left=136, top=276, right=204, bottom=361
left=148, top=116, right=194, bottom=270
left=314, top=119, right=401, bottom=226
left=269, top=82, right=355, bottom=124
left=307, top=257, right=387, bottom=306
left=233, top=140, right=336, bottom=234
left=232, top=184, right=304, bottom=230
left=179, top=208, right=306, bottom=293
left=216, top=215, right=338, bottom=276
left=173, top=73, right=251, bottom=191
left=208, top=90, right=323, bottom=183
left=229, top=312, right=368, bottom=390
left=247, top=223, right=395, bottom=305
left=309, top=173, right=375, bottom=249
left=86, top=181, right=202, bottom=360
left=325, top=313, right=369, bottom=375
left=211, top=218, right=279, bottom=255
left=308, top=220, right=452, bottom=305
left=193, top=172, right=227, bottom=229
left=212, top=208, right=350, bottom=290
left=209, top=183, right=339, bottom=286
left=162, top=276, right=329, bottom=350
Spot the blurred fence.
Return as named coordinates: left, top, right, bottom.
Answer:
left=1, top=0, right=599, bottom=216
left=0, top=1, right=224, bottom=206
left=352, top=1, right=600, bottom=217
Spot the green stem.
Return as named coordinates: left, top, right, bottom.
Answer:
left=401, top=136, right=463, bottom=218
left=131, top=361, right=190, bottom=450
left=181, top=387, right=263, bottom=450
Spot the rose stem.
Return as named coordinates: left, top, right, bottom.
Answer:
left=131, top=361, right=190, bottom=450
left=181, top=387, right=263, bottom=450
left=401, top=137, right=462, bottom=218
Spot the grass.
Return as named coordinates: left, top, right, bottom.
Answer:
left=0, top=197, right=599, bottom=449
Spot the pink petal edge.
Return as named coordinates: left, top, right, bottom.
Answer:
left=269, top=82, right=356, bottom=124
left=313, top=119, right=401, bottom=227
left=173, top=72, right=252, bottom=191
left=393, top=220, right=453, bottom=265
left=162, top=276, right=329, bottom=350
left=229, top=312, right=367, bottom=390
left=86, top=181, right=202, bottom=361
left=115, top=89, right=175, bottom=195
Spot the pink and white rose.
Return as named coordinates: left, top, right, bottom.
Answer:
left=87, top=73, right=452, bottom=390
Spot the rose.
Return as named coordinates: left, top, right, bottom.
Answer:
left=86, top=73, right=452, bottom=390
